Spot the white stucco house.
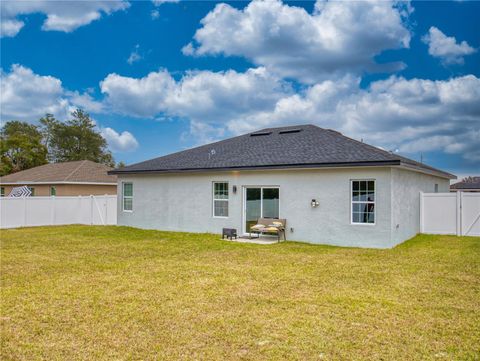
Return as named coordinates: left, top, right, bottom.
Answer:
left=110, top=125, right=455, bottom=248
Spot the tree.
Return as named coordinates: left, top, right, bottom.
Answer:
left=0, top=121, right=48, bottom=176
left=43, top=109, right=115, bottom=167
left=116, top=161, right=126, bottom=169
left=39, top=113, right=58, bottom=162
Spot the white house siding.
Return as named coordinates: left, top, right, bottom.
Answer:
left=390, top=167, right=450, bottom=245
left=117, top=167, right=395, bottom=248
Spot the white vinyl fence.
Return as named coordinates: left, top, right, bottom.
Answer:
left=0, top=195, right=117, bottom=229
left=420, top=192, right=480, bottom=236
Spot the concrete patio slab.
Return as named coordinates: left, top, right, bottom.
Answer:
left=222, top=236, right=279, bottom=245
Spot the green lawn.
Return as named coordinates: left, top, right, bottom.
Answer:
left=1, top=226, right=479, bottom=360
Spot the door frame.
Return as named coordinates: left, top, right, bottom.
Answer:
left=242, top=185, right=280, bottom=235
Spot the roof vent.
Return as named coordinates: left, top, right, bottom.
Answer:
left=279, top=129, right=302, bottom=134
left=250, top=131, right=272, bottom=137
left=208, top=149, right=216, bottom=159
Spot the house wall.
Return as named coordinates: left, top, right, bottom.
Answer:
left=57, top=184, right=117, bottom=196
left=390, top=168, right=450, bottom=245
left=117, top=167, right=395, bottom=248
left=0, top=184, right=116, bottom=196
left=1, top=184, right=51, bottom=196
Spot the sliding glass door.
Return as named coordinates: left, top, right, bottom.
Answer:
left=244, top=187, right=279, bottom=233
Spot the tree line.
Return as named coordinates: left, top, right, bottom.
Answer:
left=0, top=109, right=124, bottom=176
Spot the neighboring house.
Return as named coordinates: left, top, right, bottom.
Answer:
left=110, top=125, right=455, bottom=248
left=0, top=160, right=117, bottom=197
left=450, top=177, right=480, bottom=192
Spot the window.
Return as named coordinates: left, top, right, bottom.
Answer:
left=434, top=184, right=439, bottom=193
left=351, top=180, right=375, bottom=224
left=122, top=183, right=133, bottom=211
left=50, top=186, right=56, bottom=196
left=0, top=187, right=4, bottom=197
left=213, top=182, right=229, bottom=217
left=28, top=187, right=35, bottom=196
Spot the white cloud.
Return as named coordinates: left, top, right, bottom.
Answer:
left=152, top=0, right=179, bottom=5
left=0, top=64, right=103, bottom=122
left=99, top=66, right=480, bottom=164
left=422, top=26, right=476, bottom=65
left=168, top=67, right=291, bottom=123
left=150, top=0, right=179, bottom=20
left=0, top=64, right=69, bottom=120
left=0, top=18, right=24, bottom=37
left=127, top=44, right=142, bottom=65
left=0, top=0, right=129, bottom=37
left=100, top=67, right=290, bottom=121
left=101, top=127, right=139, bottom=152
left=183, top=0, right=412, bottom=83
left=100, top=69, right=176, bottom=117
left=151, top=9, right=160, bottom=20
left=68, top=91, right=104, bottom=114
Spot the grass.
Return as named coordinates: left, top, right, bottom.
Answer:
left=1, top=226, right=479, bottom=360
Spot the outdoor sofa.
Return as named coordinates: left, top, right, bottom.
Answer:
left=249, top=218, right=287, bottom=242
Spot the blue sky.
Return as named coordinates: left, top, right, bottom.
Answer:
left=1, top=0, right=479, bottom=177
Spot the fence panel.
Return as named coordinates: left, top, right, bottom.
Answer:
left=26, top=197, right=52, bottom=227
left=421, top=193, right=457, bottom=235
left=461, top=193, right=480, bottom=236
left=420, top=192, right=480, bottom=236
left=1, top=198, right=25, bottom=228
left=0, top=195, right=117, bottom=229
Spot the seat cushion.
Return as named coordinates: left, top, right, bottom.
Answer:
left=264, top=227, right=279, bottom=233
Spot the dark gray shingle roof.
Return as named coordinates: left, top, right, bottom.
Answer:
left=450, top=177, right=480, bottom=189
left=110, top=125, right=454, bottom=179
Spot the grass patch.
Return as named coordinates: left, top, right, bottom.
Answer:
left=1, top=226, right=479, bottom=360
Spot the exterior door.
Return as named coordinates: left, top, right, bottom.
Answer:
left=243, top=187, right=279, bottom=234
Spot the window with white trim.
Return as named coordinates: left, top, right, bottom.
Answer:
left=122, top=182, right=133, bottom=211
left=351, top=180, right=375, bottom=224
left=50, top=186, right=56, bottom=196
left=213, top=182, right=229, bottom=217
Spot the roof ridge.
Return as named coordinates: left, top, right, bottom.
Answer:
left=259, top=124, right=316, bottom=132
left=64, top=160, right=87, bottom=181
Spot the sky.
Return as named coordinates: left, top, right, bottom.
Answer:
left=1, top=0, right=479, bottom=177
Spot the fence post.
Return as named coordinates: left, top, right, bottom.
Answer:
left=23, top=196, right=27, bottom=227
left=77, top=195, right=81, bottom=224
left=419, top=191, right=424, bottom=233
left=51, top=196, right=56, bottom=225
left=460, top=191, right=464, bottom=236
left=104, top=194, right=108, bottom=226
left=90, top=195, right=94, bottom=225
left=456, top=191, right=462, bottom=236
